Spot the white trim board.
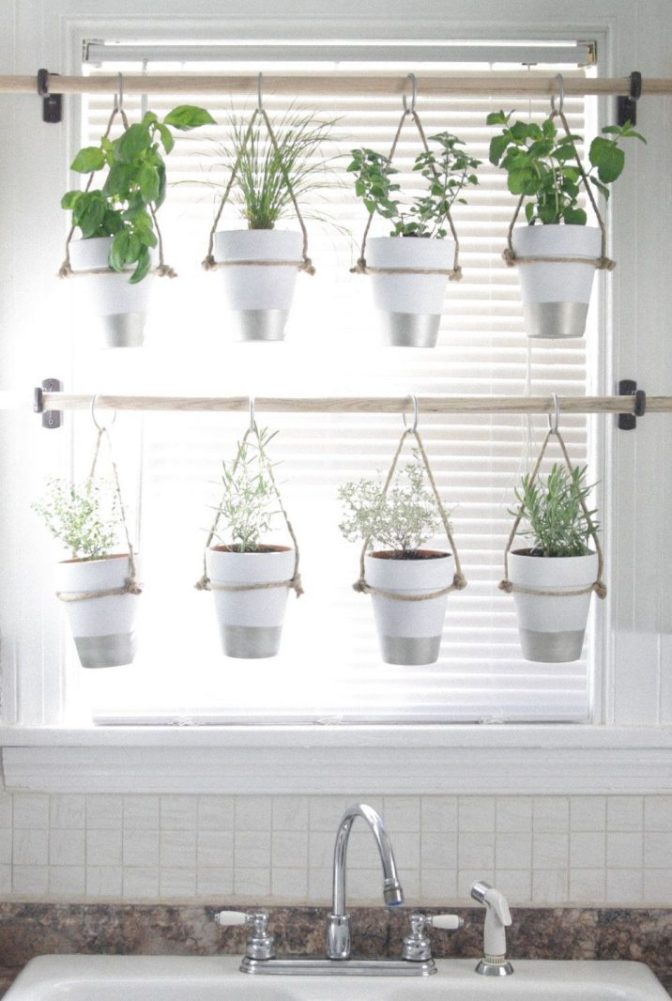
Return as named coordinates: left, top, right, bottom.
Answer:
left=3, top=725, right=672, bottom=794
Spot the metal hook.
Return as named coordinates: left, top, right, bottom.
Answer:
left=550, top=73, right=564, bottom=116
left=257, top=73, right=263, bottom=111
left=114, top=72, right=124, bottom=113
left=249, top=396, right=257, bottom=431
left=402, top=394, right=419, bottom=434
left=548, top=393, right=560, bottom=434
left=90, top=394, right=117, bottom=433
left=402, top=73, right=417, bottom=114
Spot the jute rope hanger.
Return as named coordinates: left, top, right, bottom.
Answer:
left=498, top=393, right=607, bottom=600
left=56, top=398, right=142, bottom=603
left=353, top=395, right=467, bottom=602
left=58, top=74, right=176, bottom=280
left=351, top=74, right=463, bottom=281
left=502, top=74, right=616, bottom=273
left=195, top=398, right=304, bottom=597
left=202, top=73, right=315, bottom=276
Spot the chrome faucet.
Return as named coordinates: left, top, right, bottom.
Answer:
left=326, top=802, right=404, bottom=959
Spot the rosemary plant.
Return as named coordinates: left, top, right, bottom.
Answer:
left=213, top=428, right=282, bottom=553
left=338, top=456, right=446, bottom=557
left=512, top=464, right=598, bottom=558
left=33, top=479, right=121, bottom=560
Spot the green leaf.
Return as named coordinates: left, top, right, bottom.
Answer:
left=117, top=123, right=151, bottom=163
left=157, top=122, right=175, bottom=154
left=60, top=190, right=82, bottom=210
left=486, top=110, right=511, bottom=126
left=163, top=105, right=216, bottom=130
left=109, top=231, right=131, bottom=272
left=138, top=163, right=161, bottom=203
left=70, top=146, right=106, bottom=173
left=562, top=206, right=587, bottom=225
left=589, top=136, right=625, bottom=183
left=489, top=134, right=509, bottom=165
left=130, top=245, right=152, bottom=284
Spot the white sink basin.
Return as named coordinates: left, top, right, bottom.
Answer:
left=4, top=955, right=669, bottom=1001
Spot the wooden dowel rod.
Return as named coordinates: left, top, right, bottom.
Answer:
left=5, top=72, right=672, bottom=98
left=42, top=393, right=672, bottom=416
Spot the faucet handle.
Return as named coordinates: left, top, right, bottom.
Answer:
left=215, top=910, right=275, bottom=961
left=429, top=913, right=464, bottom=931
left=402, top=912, right=464, bottom=962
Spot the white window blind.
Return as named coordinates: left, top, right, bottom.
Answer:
left=61, top=47, right=599, bottom=726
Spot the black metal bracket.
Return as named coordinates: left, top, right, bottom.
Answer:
left=34, top=378, right=63, bottom=429
left=617, top=70, right=642, bottom=127
left=617, top=379, right=647, bottom=431
left=37, top=68, right=62, bottom=124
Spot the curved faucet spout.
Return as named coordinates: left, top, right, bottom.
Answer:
left=327, top=803, right=404, bottom=960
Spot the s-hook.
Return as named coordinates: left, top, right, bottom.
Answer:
left=402, top=393, right=419, bottom=434
left=550, top=73, right=565, bottom=116
left=114, top=72, right=124, bottom=113
left=548, top=392, right=560, bottom=434
left=91, top=394, right=117, bottom=433
left=403, top=73, right=417, bottom=114
left=249, top=396, right=257, bottom=432
left=257, top=73, right=264, bottom=111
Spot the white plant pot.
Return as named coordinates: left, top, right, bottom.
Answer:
left=511, top=225, right=603, bottom=339
left=366, top=236, right=455, bottom=347
left=213, top=229, right=303, bottom=342
left=508, top=549, right=598, bottom=663
left=68, top=236, right=154, bottom=347
left=54, top=553, right=140, bottom=668
left=364, top=550, right=454, bottom=665
left=206, top=545, right=295, bottom=658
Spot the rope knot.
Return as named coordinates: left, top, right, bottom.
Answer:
left=593, top=580, right=608, bottom=600
left=194, top=575, right=211, bottom=592
left=352, top=578, right=369, bottom=594
left=290, top=574, right=305, bottom=598
left=124, top=578, right=143, bottom=596
left=452, top=572, right=468, bottom=591
left=597, top=256, right=616, bottom=272
left=350, top=258, right=368, bottom=275
left=449, top=266, right=463, bottom=283
left=156, top=264, right=177, bottom=279
left=502, top=248, right=516, bottom=267
left=498, top=579, right=514, bottom=594
left=201, top=255, right=216, bottom=271
left=58, top=260, right=73, bottom=279
left=300, top=257, right=316, bottom=276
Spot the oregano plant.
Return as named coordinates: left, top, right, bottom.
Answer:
left=487, top=110, right=645, bottom=225
left=33, top=479, right=121, bottom=560
left=348, top=132, right=480, bottom=237
left=62, top=105, right=215, bottom=282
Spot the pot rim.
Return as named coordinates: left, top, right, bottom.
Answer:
left=58, top=552, right=132, bottom=566
left=367, top=548, right=452, bottom=561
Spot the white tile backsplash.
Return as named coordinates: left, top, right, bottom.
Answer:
left=0, top=792, right=670, bottom=906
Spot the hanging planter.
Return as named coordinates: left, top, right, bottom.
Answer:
left=196, top=411, right=303, bottom=658
left=488, top=78, right=645, bottom=339
left=59, top=87, right=214, bottom=347
left=349, top=78, right=480, bottom=348
left=499, top=399, right=607, bottom=663
left=32, top=411, right=142, bottom=668
left=339, top=398, right=466, bottom=665
left=202, top=92, right=334, bottom=342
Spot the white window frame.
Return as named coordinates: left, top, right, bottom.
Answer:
left=1, top=0, right=671, bottom=796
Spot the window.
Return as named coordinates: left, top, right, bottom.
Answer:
left=52, top=41, right=601, bottom=726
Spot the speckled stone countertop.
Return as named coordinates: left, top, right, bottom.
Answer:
left=0, top=905, right=670, bottom=996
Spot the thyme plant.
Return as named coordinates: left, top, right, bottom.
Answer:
left=487, top=111, right=645, bottom=225
left=213, top=428, right=281, bottom=553
left=348, top=132, right=480, bottom=237
left=512, top=464, right=598, bottom=558
left=220, top=109, right=337, bottom=230
left=338, top=456, right=446, bottom=557
left=62, top=105, right=215, bottom=282
left=33, top=479, right=120, bottom=560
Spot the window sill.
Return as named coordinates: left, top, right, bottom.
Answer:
left=2, top=724, right=672, bottom=795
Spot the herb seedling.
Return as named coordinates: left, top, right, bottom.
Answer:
left=487, top=111, right=645, bottom=225
left=348, top=132, right=480, bottom=237
left=213, top=428, right=282, bottom=553
left=33, top=479, right=121, bottom=560
left=512, top=464, right=598, bottom=558
left=62, top=105, right=215, bottom=282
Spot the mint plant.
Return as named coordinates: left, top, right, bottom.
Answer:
left=512, top=464, right=598, bottom=557
left=348, top=132, right=480, bottom=237
left=338, top=456, right=446, bottom=556
left=213, top=428, right=282, bottom=553
left=62, top=105, right=215, bottom=282
left=33, top=479, right=121, bottom=560
left=487, top=111, right=645, bottom=225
